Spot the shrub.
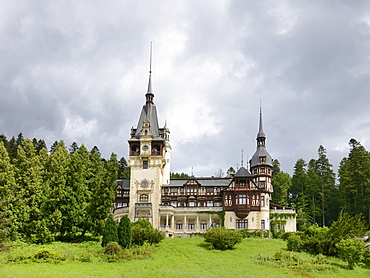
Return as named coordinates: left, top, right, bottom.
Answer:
left=286, top=235, right=303, bottom=252
left=104, top=242, right=122, bottom=256
left=118, top=215, right=132, bottom=248
left=33, top=248, right=62, bottom=262
left=131, top=220, right=164, bottom=246
left=101, top=214, right=118, bottom=247
left=336, top=238, right=366, bottom=270
left=203, top=227, right=242, bottom=250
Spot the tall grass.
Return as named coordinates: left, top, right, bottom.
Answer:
left=0, top=237, right=369, bottom=277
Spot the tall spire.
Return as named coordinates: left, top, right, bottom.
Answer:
left=146, top=42, right=154, bottom=103
left=257, top=102, right=266, bottom=146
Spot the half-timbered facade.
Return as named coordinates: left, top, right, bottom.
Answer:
left=113, top=61, right=296, bottom=236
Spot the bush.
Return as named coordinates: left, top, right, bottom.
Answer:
left=131, top=220, right=164, bottom=246
left=336, top=238, right=366, bottom=270
left=101, top=214, right=118, bottom=247
left=203, top=227, right=242, bottom=250
left=118, top=215, right=132, bottom=248
left=104, top=242, right=122, bottom=256
left=33, top=248, right=62, bottom=262
left=286, top=235, right=303, bottom=252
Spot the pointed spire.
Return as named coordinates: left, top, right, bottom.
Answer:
left=257, top=101, right=265, bottom=139
left=146, top=42, right=154, bottom=103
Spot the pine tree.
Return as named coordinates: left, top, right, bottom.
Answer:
left=117, top=215, right=132, bottom=248
left=13, top=139, right=50, bottom=242
left=44, top=140, right=69, bottom=237
left=338, top=139, right=370, bottom=225
left=101, top=214, right=118, bottom=247
left=0, top=142, right=14, bottom=244
left=271, top=171, right=291, bottom=206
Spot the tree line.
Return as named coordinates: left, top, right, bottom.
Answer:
left=272, top=139, right=370, bottom=228
left=0, top=133, right=129, bottom=243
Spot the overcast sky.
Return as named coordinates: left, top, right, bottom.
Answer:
left=1, top=1, right=370, bottom=177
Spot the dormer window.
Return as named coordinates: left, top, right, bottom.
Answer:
left=260, top=156, right=266, bottom=164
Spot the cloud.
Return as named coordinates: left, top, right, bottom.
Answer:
left=1, top=0, right=370, bottom=177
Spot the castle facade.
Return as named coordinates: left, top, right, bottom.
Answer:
left=113, top=67, right=296, bottom=237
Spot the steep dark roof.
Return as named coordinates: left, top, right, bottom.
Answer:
left=250, top=146, right=273, bottom=167
left=116, top=179, right=130, bottom=189
left=134, top=103, right=160, bottom=138
left=234, top=166, right=252, bottom=177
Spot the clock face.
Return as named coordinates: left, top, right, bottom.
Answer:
left=142, top=144, right=149, bottom=151
left=141, top=181, right=149, bottom=188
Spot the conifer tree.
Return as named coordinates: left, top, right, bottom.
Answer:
left=101, top=214, right=118, bottom=247
left=118, top=215, right=132, bottom=248
left=0, top=142, right=14, bottom=243
left=13, top=138, right=51, bottom=242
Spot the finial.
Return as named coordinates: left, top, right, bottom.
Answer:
left=146, top=42, right=153, bottom=99
left=191, top=167, right=194, bottom=176
left=241, top=149, right=244, bottom=167
left=149, top=41, right=153, bottom=74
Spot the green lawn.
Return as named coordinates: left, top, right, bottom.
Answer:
left=1, top=237, right=370, bottom=278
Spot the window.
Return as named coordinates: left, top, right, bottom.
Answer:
left=200, top=223, right=207, bottom=230
left=237, top=194, right=246, bottom=205
left=239, top=180, right=246, bottom=188
left=143, top=160, right=148, bottom=169
left=214, top=202, right=222, bottom=207
left=189, top=201, right=195, bottom=207
left=260, top=181, right=266, bottom=188
left=261, top=196, right=265, bottom=207
left=170, top=187, right=178, bottom=193
left=207, top=200, right=213, bottom=207
left=225, top=195, right=232, bottom=206
left=260, top=167, right=265, bottom=173
left=188, top=224, right=195, bottom=230
left=170, top=201, right=177, bottom=207
left=123, top=190, right=130, bottom=195
left=261, top=220, right=265, bottom=230
left=254, top=169, right=258, bottom=175
left=236, top=219, right=248, bottom=229
left=139, top=194, right=148, bottom=202
left=206, top=187, right=213, bottom=193
left=176, top=223, right=183, bottom=230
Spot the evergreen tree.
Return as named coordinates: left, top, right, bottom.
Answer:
left=338, top=139, right=370, bottom=225
left=0, top=142, right=15, bottom=243
left=117, top=215, right=132, bottom=248
left=101, top=214, right=118, bottom=247
left=44, top=140, right=69, bottom=238
left=7, top=136, right=17, bottom=162
left=69, top=142, right=79, bottom=154
left=290, top=159, right=311, bottom=228
left=13, top=139, right=50, bottom=242
left=118, top=157, right=129, bottom=179
left=62, top=144, right=90, bottom=238
left=272, top=159, right=281, bottom=176
left=86, top=149, right=116, bottom=235
left=271, top=171, right=291, bottom=206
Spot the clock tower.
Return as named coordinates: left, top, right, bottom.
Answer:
left=127, top=52, right=171, bottom=228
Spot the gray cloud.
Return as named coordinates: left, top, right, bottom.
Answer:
left=1, top=0, right=370, bottom=176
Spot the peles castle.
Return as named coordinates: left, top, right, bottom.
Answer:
left=113, top=61, right=296, bottom=237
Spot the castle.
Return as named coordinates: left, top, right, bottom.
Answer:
left=113, top=62, right=296, bottom=237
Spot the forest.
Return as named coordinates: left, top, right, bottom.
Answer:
left=0, top=133, right=129, bottom=244
left=271, top=139, right=370, bottom=228
left=1, top=132, right=369, bottom=245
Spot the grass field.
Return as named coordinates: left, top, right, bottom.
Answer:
left=1, top=237, right=370, bottom=278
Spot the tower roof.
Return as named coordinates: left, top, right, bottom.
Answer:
left=250, top=107, right=273, bottom=168
left=133, top=44, right=160, bottom=139
left=257, top=106, right=265, bottom=139
left=234, top=166, right=251, bottom=177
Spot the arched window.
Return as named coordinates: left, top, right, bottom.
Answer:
left=140, top=194, right=149, bottom=202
